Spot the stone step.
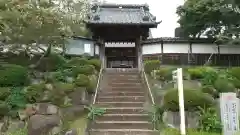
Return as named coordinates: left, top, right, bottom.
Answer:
left=108, top=82, right=141, bottom=87
left=98, top=91, right=145, bottom=96
left=104, top=107, right=145, bottom=114
left=107, top=75, right=139, bottom=78
left=96, top=114, right=149, bottom=121
left=91, top=121, right=153, bottom=130
left=97, top=96, right=145, bottom=102
left=90, top=129, right=159, bottom=135
left=106, top=87, right=142, bottom=91
left=96, top=102, right=144, bottom=108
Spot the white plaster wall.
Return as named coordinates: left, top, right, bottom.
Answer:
left=105, top=42, right=135, bottom=47
left=219, top=45, right=240, bottom=54
left=163, top=43, right=189, bottom=53
left=192, top=44, right=218, bottom=54
left=95, top=45, right=99, bottom=55
left=142, top=43, right=162, bottom=54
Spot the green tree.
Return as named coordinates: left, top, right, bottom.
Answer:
left=177, top=0, right=240, bottom=45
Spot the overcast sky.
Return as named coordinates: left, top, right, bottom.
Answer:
left=105, top=0, right=184, bottom=38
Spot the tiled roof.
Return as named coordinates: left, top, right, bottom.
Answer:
left=142, top=37, right=216, bottom=44
left=87, top=3, right=160, bottom=26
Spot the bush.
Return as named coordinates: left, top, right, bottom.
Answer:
left=75, top=74, right=90, bottom=87
left=228, top=67, right=240, bottom=80
left=24, top=83, right=46, bottom=103
left=201, top=85, right=218, bottom=98
left=144, top=60, right=160, bottom=74
left=36, top=54, right=66, bottom=72
left=214, top=78, right=236, bottom=93
left=49, top=88, right=66, bottom=106
left=88, top=59, right=101, bottom=71
left=155, top=67, right=175, bottom=81
left=163, top=89, right=214, bottom=111
left=0, top=87, right=11, bottom=100
left=187, top=67, right=205, bottom=80
left=66, top=57, right=89, bottom=67
left=72, top=65, right=95, bottom=77
left=53, top=82, right=75, bottom=94
left=0, top=64, right=29, bottom=87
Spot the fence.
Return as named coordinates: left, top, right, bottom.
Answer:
left=143, top=53, right=240, bottom=67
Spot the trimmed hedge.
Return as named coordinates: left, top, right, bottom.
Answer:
left=163, top=89, right=214, bottom=111
left=88, top=59, right=101, bottom=71
left=214, top=78, right=236, bottom=93
left=201, top=85, right=218, bottom=98
left=144, top=60, right=160, bottom=74
left=72, top=65, right=95, bottom=77
left=74, top=74, right=90, bottom=87
left=155, top=67, right=175, bottom=81
left=0, top=64, right=29, bottom=87
left=24, top=83, right=46, bottom=103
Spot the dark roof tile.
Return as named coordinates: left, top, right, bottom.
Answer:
left=87, top=4, right=159, bottom=26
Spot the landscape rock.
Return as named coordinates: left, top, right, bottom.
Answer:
left=45, top=83, right=53, bottom=91
left=28, top=114, right=62, bottom=135
left=61, top=105, right=85, bottom=120
left=18, top=104, right=37, bottom=120
left=7, top=120, right=25, bottom=133
left=69, top=87, right=88, bottom=105
left=35, top=103, right=59, bottom=115
left=66, top=77, right=74, bottom=83
left=65, top=129, right=77, bottom=135
left=163, top=111, right=199, bottom=129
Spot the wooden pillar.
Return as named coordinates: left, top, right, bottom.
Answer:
left=135, top=37, right=142, bottom=71
left=99, top=40, right=106, bottom=69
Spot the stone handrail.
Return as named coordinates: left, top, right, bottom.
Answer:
left=92, top=67, right=103, bottom=104
left=141, top=66, right=155, bottom=104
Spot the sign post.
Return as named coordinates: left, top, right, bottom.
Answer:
left=172, top=68, right=186, bottom=135
left=220, top=93, right=239, bottom=135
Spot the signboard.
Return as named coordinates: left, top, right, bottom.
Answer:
left=220, top=93, right=239, bottom=135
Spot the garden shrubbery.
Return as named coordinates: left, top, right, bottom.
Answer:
left=0, top=64, right=29, bottom=87
left=144, top=60, right=160, bottom=74
left=154, top=67, right=175, bottom=81
left=0, top=54, right=101, bottom=119
left=163, top=89, right=214, bottom=111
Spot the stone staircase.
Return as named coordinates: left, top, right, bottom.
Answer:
left=89, top=68, right=158, bottom=135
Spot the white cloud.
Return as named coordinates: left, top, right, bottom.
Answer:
left=105, top=0, right=184, bottom=38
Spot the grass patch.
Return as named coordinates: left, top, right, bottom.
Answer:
left=162, top=128, right=221, bottom=135
left=69, top=113, right=89, bottom=135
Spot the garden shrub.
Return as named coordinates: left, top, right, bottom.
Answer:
left=163, top=89, right=214, bottom=111
left=72, top=65, right=95, bottom=77
left=24, top=83, right=46, bottom=103
left=75, top=74, right=90, bottom=87
left=228, top=67, right=240, bottom=80
left=66, top=57, right=89, bottom=67
left=49, top=88, right=66, bottom=106
left=50, top=71, right=66, bottom=82
left=201, top=85, right=218, bottom=98
left=231, top=78, right=240, bottom=89
left=53, top=82, right=75, bottom=94
left=0, top=87, right=11, bottom=100
left=201, top=68, right=218, bottom=86
left=0, top=64, right=29, bottom=87
left=6, top=87, right=27, bottom=109
left=155, top=67, right=175, bottom=81
left=87, top=75, right=97, bottom=93
left=36, top=53, right=66, bottom=72
left=187, top=67, right=205, bottom=80
left=144, top=60, right=160, bottom=74
left=88, top=59, right=101, bottom=71
left=214, top=78, right=236, bottom=93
